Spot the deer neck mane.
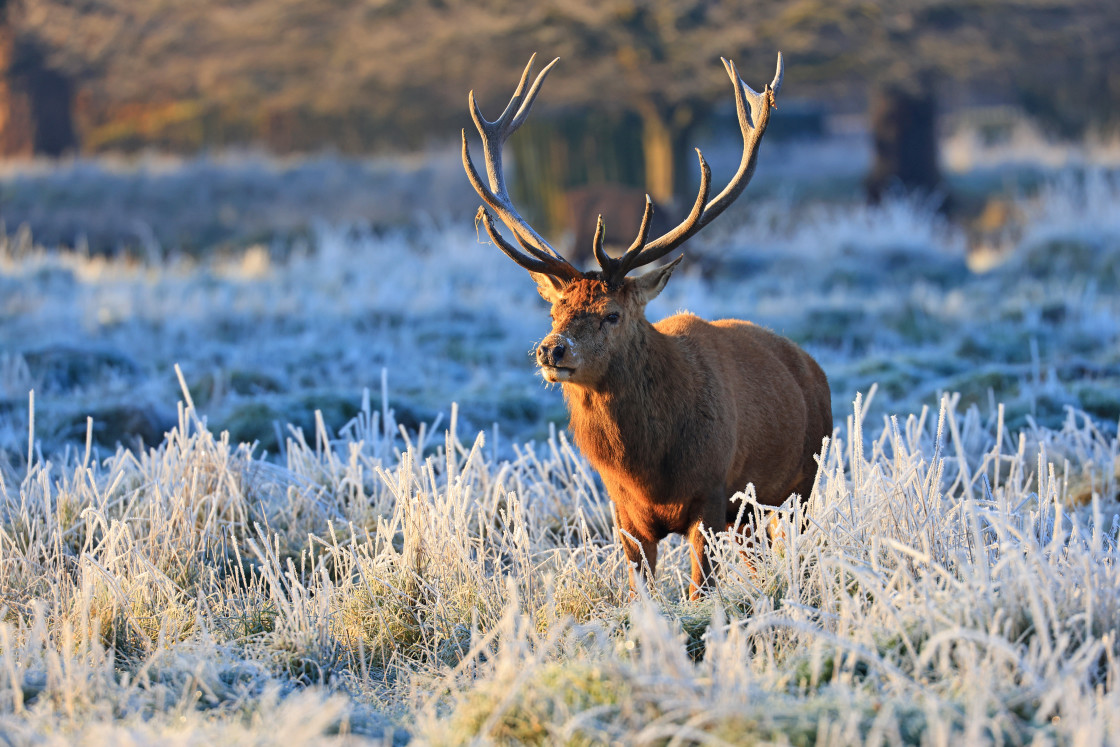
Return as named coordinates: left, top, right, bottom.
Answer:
left=562, top=319, right=689, bottom=474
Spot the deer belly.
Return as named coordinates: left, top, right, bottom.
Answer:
left=609, top=478, right=701, bottom=539
left=728, top=453, right=801, bottom=507
left=623, top=501, right=693, bottom=540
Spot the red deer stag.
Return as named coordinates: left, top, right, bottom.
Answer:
left=462, top=54, right=832, bottom=598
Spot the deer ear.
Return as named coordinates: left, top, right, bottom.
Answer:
left=531, top=272, right=565, bottom=304
left=633, top=254, right=683, bottom=304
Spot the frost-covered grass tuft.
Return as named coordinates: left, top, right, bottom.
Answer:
left=1, top=385, right=1117, bottom=743
left=1, top=167, right=1119, bottom=742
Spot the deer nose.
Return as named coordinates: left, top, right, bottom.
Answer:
left=537, top=340, right=566, bottom=366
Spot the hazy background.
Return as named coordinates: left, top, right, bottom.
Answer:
left=1, top=0, right=1119, bottom=455
left=1, top=0, right=1119, bottom=251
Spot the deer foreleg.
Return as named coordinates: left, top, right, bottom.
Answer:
left=688, top=501, right=726, bottom=599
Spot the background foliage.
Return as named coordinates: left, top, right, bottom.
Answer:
left=12, top=0, right=1120, bottom=153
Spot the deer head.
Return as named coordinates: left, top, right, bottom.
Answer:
left=463, top=54, right=783, bottom=388
left=529, top=254, right=683, bottom=385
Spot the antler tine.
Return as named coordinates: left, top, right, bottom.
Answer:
left=463, top=56, right=581, bottom=280
left=628, top=195, right=655, bottom=252
left=468, top=55, right=553, bottom=197
left=511, top=55, right=558, bottom=130
left=606, top=195, right=654, bottom=276
left=592, top=216, right=611, bottom=271
left=617, top=150, right=712, bottom=275
left=696, top=53, right=781, bottom=228
left=489, top=54, right=539, bottom=131
left=475, top=207, right=574, bottom=277
left=461, top=132, right=574, bottom=273
left=771, top=51, right=784, bottom=96
left=612, top=53, right=781, bottom=278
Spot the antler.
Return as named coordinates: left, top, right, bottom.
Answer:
left=463, top=55, right=582, bottom=282
left=601, top=53, right=784, bottom=283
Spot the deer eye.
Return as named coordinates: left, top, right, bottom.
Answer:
left=603, top=312, right=620, bottom=326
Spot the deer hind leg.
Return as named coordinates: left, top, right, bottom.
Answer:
left=727, top=519, right=762, bottom=583
left=619, top=529, right=658, bottom=598
left=688, top=500, right=727, bottom=600
left=687, top=524, right=712, bottom=600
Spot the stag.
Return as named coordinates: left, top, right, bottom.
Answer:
left=462, top=54, right=832, bottom=598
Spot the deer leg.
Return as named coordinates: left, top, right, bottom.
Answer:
left=688, top=500, right=726, bottom=600
left=620, top=528, right=658, bottom=597
left=727, top=519, right=760, bottom=582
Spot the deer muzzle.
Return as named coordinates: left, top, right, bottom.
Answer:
left=536, top=334, right=575, bottom=382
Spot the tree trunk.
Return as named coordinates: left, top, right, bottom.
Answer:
left=25, top=63, right=74, bottom=156
left=639, top=104, right=674, bottom=204
left=866, top=77, right=942, bottom=206
left=637, top=102, right=703, bottom=207
left=0, top=21, right=77, bottom=158
left=0, top=21, right=33, bottom=157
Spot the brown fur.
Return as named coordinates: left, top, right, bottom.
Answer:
left=534, top=266, right=832, bottom=598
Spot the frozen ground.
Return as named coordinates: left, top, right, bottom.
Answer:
left=0, top=157, right=1119, bottom=743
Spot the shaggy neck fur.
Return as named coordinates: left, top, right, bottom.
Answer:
left=563, top=318, right=697, bottom=483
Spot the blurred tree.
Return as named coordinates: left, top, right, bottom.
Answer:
left=0, top=0, right=76, bottom=157
left=866, top=75, right=942, bottom=204
left=531, top=0, right=729, bottom=204
left=767, top=0, right=1120, bottom=202
left=11, top=0, right=1120, bottom=172
left=0, top=2, right=30, bottom=156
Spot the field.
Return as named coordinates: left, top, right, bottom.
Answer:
left=1, top=149, right=1119, bottom=744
